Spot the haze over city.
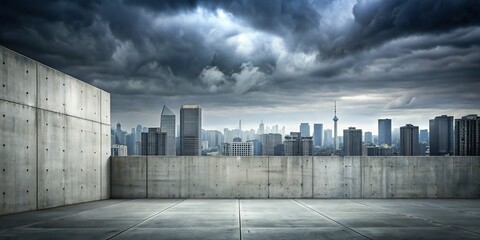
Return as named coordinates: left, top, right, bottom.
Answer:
left=1, top=0, right=480, bottom=133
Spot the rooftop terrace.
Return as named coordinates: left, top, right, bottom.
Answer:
left=1, top=199, right=480, bottom=239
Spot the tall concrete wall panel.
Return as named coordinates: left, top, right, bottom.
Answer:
left=100, top=123, right=111, bottom=199
left=0, top=49, right=37, bottom=107
left=0, top=101, right=37, bottom=215
left=111, top=156, right=480, bottom=199
left=313, top=156, right=345, bottom=198
left=147, top=156, right=269, bottom=198
left=0, top=45, right=110, bottom=216
left=269, top=156, right=312, bottom=198
left=111, top=156, right=146, bottom=198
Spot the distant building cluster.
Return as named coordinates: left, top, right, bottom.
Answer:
left=111, top=103, right=480, bottom=157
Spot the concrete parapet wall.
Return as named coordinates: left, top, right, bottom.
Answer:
left=0, top=46, right=111, bottom=215
left=111, top=156, right=480, bottom=199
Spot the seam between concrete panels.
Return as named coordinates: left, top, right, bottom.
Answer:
left=311, top=156, right=314, bottom=198
left=35, top=61, right=39, bottom=211
left=0, top=97, right=108, bottom=126
left=145, top=156, right=148, bottom=198
left=267, top=156, right=270, bottom=198
left=99, top=90, right=104, bottom=199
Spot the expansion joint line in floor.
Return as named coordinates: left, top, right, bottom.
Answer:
left=349, top=199, right=480, bottom=236
left=107, top=199, right=187, bottom=240
left=0, top=199, right=134, bottom=235
left=238, top=199, right=242, bottom=240
left=292, top=199, right=371, bottom=240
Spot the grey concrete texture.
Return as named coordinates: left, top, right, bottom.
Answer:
left=0, top=45, right=111, bottom=216
left=111, top=156, right=480, bottom=199
left=0, top=199, right=479, bottom=239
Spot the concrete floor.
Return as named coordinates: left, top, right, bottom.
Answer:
left=0, top=199, right=479, bottom=240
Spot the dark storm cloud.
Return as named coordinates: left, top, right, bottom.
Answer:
left=326, top=0, right=480, bottom=57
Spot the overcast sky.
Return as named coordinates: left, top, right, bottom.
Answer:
left=1, top=0, right=479, bottom=134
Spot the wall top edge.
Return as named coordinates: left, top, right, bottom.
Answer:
left=111, top=156, right=480, bottom=159
left=1, top=45, right=110, bottom=94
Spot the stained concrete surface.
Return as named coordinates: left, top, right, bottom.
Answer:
left=111, top=156, right=480, bottom=199
left=0, top=199, right=479, bottom=239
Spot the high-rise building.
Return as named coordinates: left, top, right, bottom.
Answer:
left=419, top=129, right=429, bottom=144
left=400, top=124, right=419, bottom=156
left=364, top=131, right=373, bottom=144
left=204, top=130, right=223, bottom=150
left=300, top=123, right=310, bottom=137
left=378, top=119, right=392, bottom=146
left=260, top=133, right=282, bottom=156
left=313, top=124, right=323, bottom=147
left=111, top=144, right=127, bottom=156
left=223, top=141, right=254, bottom=156
left=134, top=124, right=143, bottom=155
left=247, top=139, right=262, bottom=156
left=333, top=102, right=339, bottom=152
left=180, top=105, right=202, bottom=156
left=343, top=127, right=362, bottom=156
left=365, top=145, right=393, bottom=156
left=141, top=128, right=166, bottom=155
left=284, top=132, right=313, bottom=156
left=160, top=105, right=176, bottom=156
left=324, top=129, right=333, bottom=147
left=114, top=122, right=127, bottom=145
left=392, top=128, right=400, bottom=147
left=126, top=134, right=135, bottom=156
left=455, top=114, right=480, bottom=156
left=429, top=115, right=454, bottom=156
left=258, top=121, right=265, bottom=135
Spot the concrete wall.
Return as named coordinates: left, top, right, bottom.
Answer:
left=0, top=46, right=111, bottom=215
left=111, top=156, right=480, bottom=199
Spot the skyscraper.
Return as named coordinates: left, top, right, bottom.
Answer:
left=258, top=121, right=265, bottom=135
left=300, top=123, right=310, bottom=137
left=313, top=124, right=323, bottom=147
left=429, top=115, right=453, bottom=156
left=223, top=141, right=254, bottom=156
left=364, top=131, right=373, bottom=144
left=141, top=128, right=166, bottom=155
left=378, top=118, right=392, bottom=146
left=260, top=133, right=282, bottom=156
left=160, top=105, right=176, bottom=156
left=455, top=114, right=480, bottom=156
left=343, top=127, right=362, bottom=156
left=400, top=124, right=419, bottom=156
left=180, top=105, right=202, bottom=156
left=284, top=132, right=313, bottom=156
left=333, top=102, right=338, bottom=152
left=419, top=129, right=429, bottom=144
left=324, top=129, right=333, bottom=147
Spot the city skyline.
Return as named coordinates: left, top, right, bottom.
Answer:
left=0, top=1, right=479, bottom=134
left=111, top=105, right=475, bottom=137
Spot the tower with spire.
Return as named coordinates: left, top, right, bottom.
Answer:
left=333, top=101, right=339, bottom=153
